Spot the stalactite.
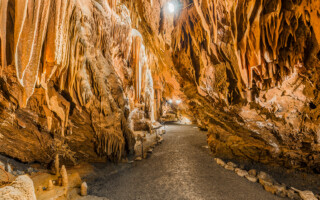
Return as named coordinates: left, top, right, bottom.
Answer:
left=14, top=0, right=52, bottom=107
left=133, top=36, right=142, bottom=103
left=0, top=0, right=8, bottom=75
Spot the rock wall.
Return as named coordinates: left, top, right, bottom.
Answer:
left=169, top=0, right=320, bottom=171
left=0, top=0, right=166, bottom=165
left=1, top=0, right=320, bottom=171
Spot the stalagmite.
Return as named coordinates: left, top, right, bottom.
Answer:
left=80, top=182, right=88, bottom=196
left=60, top=165, right=68, bottom=187
left=48, top=180, right=54, bottom=191
left=55, top=154, right=60, bottom=176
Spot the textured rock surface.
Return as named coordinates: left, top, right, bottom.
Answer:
left=0, top=0, right=320, bottom=172
left=0, top=175, right=36, bottom=200
left=0, top=0, right=168, bottom=165
left=169, top=0, right=320, bottom=171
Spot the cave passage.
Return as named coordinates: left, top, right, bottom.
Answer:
left=1, top=0, right=320, bottom=199
left=86, top=123, right=280, bottom=200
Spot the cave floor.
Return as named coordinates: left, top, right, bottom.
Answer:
left=86, top=123, right=283, bottom=200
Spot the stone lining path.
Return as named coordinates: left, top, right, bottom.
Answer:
left=87, top=123, right=283, bottom=200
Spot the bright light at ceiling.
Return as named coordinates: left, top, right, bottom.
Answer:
left=168, top=2, right=175, bottom=13
left=168, top=99, right=173, bottom=104
left=176, top=99, right=182, bottom=104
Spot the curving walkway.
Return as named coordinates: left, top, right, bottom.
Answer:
left=87, top=123, right=283, bottom=200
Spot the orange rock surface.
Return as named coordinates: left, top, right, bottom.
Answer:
left=0, top=0, right=320, bottom=171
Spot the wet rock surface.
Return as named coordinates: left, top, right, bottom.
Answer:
left=86, top=123, right=282, bottom=200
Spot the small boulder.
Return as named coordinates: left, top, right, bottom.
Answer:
left=257, top=171, right=276, bottom=186
left=257, top=171, right=270, bottom=180
left=0, top=175, right=37, bottom=200
left=226, top=162, right=237, bottom=168
left=263, top=183, right=286, bottom=197
left=274, top=184, right=287, bottom=197
left=135, top=157, right=142, bottom=161
left=286, top=189, right=300, bottom=200
left=298, top=190, right=317, bottom=200
left=224, top=164, right=234, bottom=171
left=259, top=178, right=274, bottom=187
left=245, top=174, right=257, bottom=182
left=235, top=168, right=248, bottom=177
left=248, top=169, right=257, bottom=176
left=214, top=158, right=226, bottom=167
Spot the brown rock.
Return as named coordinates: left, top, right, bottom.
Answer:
left=235, top=168, right=248, bottom=177
left=245, top=175, right=258, bottom=183
left=224, top=164, right=235, bottom=171
left=286, top=189, right=300, bottom=200
left=214, top=158, right=226, bottom=167
left=0, top=175, right=37, bottom=200
left=248, top=169, right=257, bottom=177
left=298, top=190, right=317, bottom=200
left=135, top=157, right=142, bottom=161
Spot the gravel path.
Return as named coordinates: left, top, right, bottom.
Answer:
left=87, top=123, right=283, bottom=200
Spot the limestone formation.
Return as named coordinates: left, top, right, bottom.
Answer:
left=0, top=0, right=319, bottom=176
left=54, top=154, right=59, bottom=176
left=48, top=180, right=54, bottom=191
left=60, top=165, right=68, bottom=187
left=81, top=182, right=88, bottom=196
left=0, top=175, right=36, bottom=200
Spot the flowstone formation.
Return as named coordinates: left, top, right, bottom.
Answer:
left=0, top=0, right=170, bottom=165
left=170, top=0, right=320, bottom=171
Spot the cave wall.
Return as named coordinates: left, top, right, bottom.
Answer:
left=0, top=0, right=168, bottom=164
left=169, top=0, right=320, bottom=171
left=0, top=0, right=320, bottom=171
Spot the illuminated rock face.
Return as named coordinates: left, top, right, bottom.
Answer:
left=1, top=0, right=320, bottom=171
left=0, top=0, right=161, bottom=164
left=170, top=0, right=320, bottom=170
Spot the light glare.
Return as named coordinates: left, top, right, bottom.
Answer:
left=168, top=2, right=175, bottom=13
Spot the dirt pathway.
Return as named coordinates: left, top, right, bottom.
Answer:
left=86, top=123, right=282, bottom=200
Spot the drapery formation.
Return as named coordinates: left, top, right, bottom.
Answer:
left=169, top=0, right=320, bottom=170
left=0, top=0, right=160, bottom=163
